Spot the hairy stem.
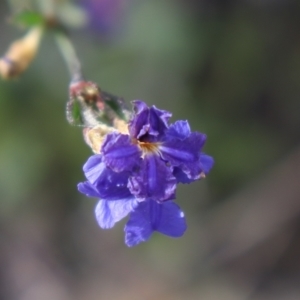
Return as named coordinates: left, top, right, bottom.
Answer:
left=54, top=32, right=83, bottom=82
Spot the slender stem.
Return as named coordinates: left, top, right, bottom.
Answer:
left=36, top=0, right=55, bottom=16
left=54, top=32, right=83, bottom=82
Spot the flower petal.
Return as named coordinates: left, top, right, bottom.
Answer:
left=83, top=154, right=132, bottom=200
left=154, top=201, right=187, bottom=237
left=78, top=181, right=101, bottom=198
left=159, top=132, right=206, bottom=179
left=199, top=153, right=214, bottom=174
left=128, top=154, right=176, bottom=202
left=95, top=169, right=132, bottom=200
left=160, top=132, right=206, bottom=163
left=167, top=120, right=191, bottom=140
left=128, top=100, right=171, bottom=142
left=102, top=132, right=141, bottom=172
left=83, top=154, right=103, bottom=184
left=128, top=100, right=149, bottom=139
left=95, top=198, right=138, bottom=229
left=173, top=153, right=214, bottom=184
left=124, top=200, right=187, bottom=247
left=147, top=105, right=171, bottom=139
left=172, top=167, right=195, bottom=184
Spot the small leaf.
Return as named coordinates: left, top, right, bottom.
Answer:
left=66, top=99, right=84, bottom=126
left=12, top=11, right=45, bottom=28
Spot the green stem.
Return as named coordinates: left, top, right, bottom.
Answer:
left=36, top=0, right=55, bottom=16
left=54, top=32, right=83, bottom=82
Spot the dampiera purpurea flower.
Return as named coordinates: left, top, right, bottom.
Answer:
left=78, top=100, right=213, bottom=246
left=81, top=0, right=130, bottom=37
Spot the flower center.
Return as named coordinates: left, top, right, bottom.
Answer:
left=138, top=141, right=160, bottom=155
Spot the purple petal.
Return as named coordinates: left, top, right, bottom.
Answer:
left=173, top=153, right=214, bottom=183
left=124, top=200, right=187, bottom=247
left=154, top=201, right=187, bottom=237
left=200, top=154, right=214, bottom=174
left=102, top=132, right=141, bottom=172
left=83, top=154, right=103, bottom=184
left=82, top=0, right=127, bottom=36
left=128, top=100, right=171, bottom=142
left=147, top=106, right=171, bottom=139
left=167, top=120, right=191, bottom=140
left=173, top=168, right=195, bottom=184
left=128, top=100, right=149, bottom=139
left=128, top=154, right=176, bottom=202
left=160, top=132, right=206, bottom=163
left=159, top=132, right=206, bottom=180
left=78, top=181, right=101, bottom=198
left=94, top=169, right=132, bottom=200
left=95, top=198, right=138, bottom=229
left=132, top=100, right=148, bottom=115
left=83, top=154, right=132, bottom=200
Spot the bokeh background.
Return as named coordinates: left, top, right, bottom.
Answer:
left=1, top=0, right=300, bottom=299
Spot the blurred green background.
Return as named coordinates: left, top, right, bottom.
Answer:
left=1, top=0, right=300, bottom=299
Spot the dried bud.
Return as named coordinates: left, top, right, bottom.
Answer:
left=113, top=118, right=129, bottom=134
left=0, top=27, right=43, bottom=79
left=83, top=124, right=115, bottom=153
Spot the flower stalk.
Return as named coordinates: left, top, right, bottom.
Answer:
left=54, top=32, right=83, bottom=82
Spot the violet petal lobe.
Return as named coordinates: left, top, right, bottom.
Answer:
left=166, top=120, right=191, bottom=140
left=95, top=198, right=138, bottom=229
left=128, top=100, right=171, bottom=142
left=102, top=132, right=141, bottom=172
left=146, top=105, right=172, bottom=139
left=127, top=153, right=176, bottom=202
left=124, top=200, right=187, bottom=247
left=199, top=153, right=214, bottom=174
left=128, top=100, right=149, bottom=139
left=159, top=132, right=206, bottom=179
left=82, top=154, right=103, bottom=185
left=124, top=201, right=153, bottom=247
left=82, top=155, right=132, bottom=200
left=173, top=153, right=214, bottom=184
left=78, top=181, right=101, bottom=198
left=172, top=167, right=195, bottom=184
left=154, top=201, right=187, bottom=237
left=93, top=168, right=132, bottom=200
left=132, top=100, right=148, bottom=115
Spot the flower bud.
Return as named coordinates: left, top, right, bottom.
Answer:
left=0, top=27, right=43, bottom=79
left=67, top=80, right=106, bottom=127
left=69, top=80, right=104, bottom=111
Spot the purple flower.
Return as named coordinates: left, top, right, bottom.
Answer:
left=78, top=100, right=213, bottom=246
left=81, top=0, right=130, bottom=37
left=100, top=100, right=210, bottom=202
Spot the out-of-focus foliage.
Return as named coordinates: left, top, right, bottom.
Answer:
left=12, top=11, right=45, bottom=27
left=0, top=0, right=300, bottom=299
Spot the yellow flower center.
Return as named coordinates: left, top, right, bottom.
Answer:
left=136, top=140, right=161, bottom=155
